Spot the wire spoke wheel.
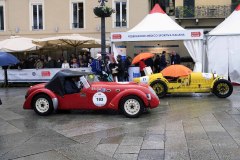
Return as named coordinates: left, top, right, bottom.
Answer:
left=216, top=83, right=229, bottom=95
left=152, top=83, right=164, bottom=95
left=213, top=79, right=233, bottom=98
left=151, top=80, right=167, bottom=98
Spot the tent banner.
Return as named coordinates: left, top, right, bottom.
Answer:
left=111, top=30, right=204, bottom=42
left=0, top=68, right=91, bottom=83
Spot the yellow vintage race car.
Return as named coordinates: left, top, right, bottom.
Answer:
left=133, top=72, right=233, bottom=98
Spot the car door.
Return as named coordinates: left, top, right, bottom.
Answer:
left=85, top=83, right=119, bottom=110
left=57, top=90, right=87, bottom=110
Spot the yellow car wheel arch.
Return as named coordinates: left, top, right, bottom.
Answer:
left=150, top=80, right=168, bottom=98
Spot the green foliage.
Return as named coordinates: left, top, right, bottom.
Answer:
left=93, top=6, right=115, bottom=17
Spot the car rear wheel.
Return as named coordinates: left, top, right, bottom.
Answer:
left=150, top=80, right=167, bottom=98
left=120, top=95, right=144, bottom=118
left=33, top=94, right=53, bottom=116
left=213, top=79, right=233, bottom=98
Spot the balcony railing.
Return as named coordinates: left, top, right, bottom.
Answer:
left=175, top=5, right=232, bottom=19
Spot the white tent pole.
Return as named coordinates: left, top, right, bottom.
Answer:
left=227, top=37, right=230, bottom=81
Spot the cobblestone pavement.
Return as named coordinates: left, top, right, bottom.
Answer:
left=1, top=87, right=240, bottom=160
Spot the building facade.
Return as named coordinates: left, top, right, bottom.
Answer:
left=175, top=0, right=233, bottom=30
left=0, top=0, right=150, bottom=40
left=0, top=0, right=239, bottom=40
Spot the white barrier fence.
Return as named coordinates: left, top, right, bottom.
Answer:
left=0, top=68, right=91, bottom=83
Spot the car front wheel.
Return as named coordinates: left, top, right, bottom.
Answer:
left=150, top=80, right=167, bottom=98
left=120, top=96, right=144, bottom=118
left=33, top=94, right=53, bottom=116
left=213, top=79, right=233, bottom=98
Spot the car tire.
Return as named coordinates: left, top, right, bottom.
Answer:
left=213, top=79, right=233, bottom=98
left=120, top=95, right=144, bottom=118
left=33, top=94, right=54, bottom=116
left=150, top=80, right=168, bottom=98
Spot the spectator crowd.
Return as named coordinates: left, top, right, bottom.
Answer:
left=90, top=50, right=181, bottom=82
left=9, top=52, right=93, bottom=70
left=6, top=50, right=182, bottom=82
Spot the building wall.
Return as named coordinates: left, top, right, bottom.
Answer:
left=0, top=0, right=235, bottom=61
left=175, top=0, right=231, bottom=7
left=0, top=0, right=149, bottom=40
left=195, top=0, right=231, bottom=6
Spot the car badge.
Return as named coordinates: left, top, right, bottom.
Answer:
left=98, top=88, right=106, bottom=92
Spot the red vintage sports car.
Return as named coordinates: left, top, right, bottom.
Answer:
left=23, top=70, right=159, bottom=118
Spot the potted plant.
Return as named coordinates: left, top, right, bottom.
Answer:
left=93, top=5, right=115, bottom=17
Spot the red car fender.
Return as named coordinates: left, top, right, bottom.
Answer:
left=23, top=89, right=58, bottom=110
left=108, top=89, right=149, bottom=109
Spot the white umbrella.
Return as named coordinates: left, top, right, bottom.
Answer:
left=33, top=34, right=106, bottom=48
left=0, top=36, right=40, bottom=52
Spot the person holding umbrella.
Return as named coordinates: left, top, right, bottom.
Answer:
left=0, top=52, right=20, bottom=86
left=131, top=52, right=154, bottom=76
left=139, top=59, right=146, bottom=76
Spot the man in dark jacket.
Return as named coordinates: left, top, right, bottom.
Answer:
left=154, top=55, right=160, bottom=73
left=145, top=57, right=154, bottom=71
left=116, top=55, right=125, bottom=82
left=45, top=56, right=56, bottom=68
left=170, top=51, right=181, bottom=64
left=159, top=51, right=167, bottom=71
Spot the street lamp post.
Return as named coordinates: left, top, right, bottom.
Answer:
left=98, top=0, right=108, bottom=62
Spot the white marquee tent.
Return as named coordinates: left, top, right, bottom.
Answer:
left=207, top=5, right=240, bottom=83
left=111, top=4, right=204, bottom=71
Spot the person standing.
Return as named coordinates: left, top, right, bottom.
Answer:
left=154, top=55, right=160, bottom=73
left=170, top=50, right=181, bottom=64
left=34, top=58, right=44, bottom=69
left=45, top=56, right=56, bottom=68
left=71, top=58, right=79, bottom=68
left=103, top=56, right=113, bottom=81
left=61, top=60, right=70, bottom=68
left=159, top=51, right=167, bottom=71
left=139, top=59, right=146, bottom=76
left=124, top=56, right=132, bottom=81
left=116, top=55, right=125, bottom=82
left=145, top=57, right=154, bottom=71
left=90, top=54, right=103, bottom=75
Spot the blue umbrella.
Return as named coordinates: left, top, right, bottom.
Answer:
left=0, top=52, right=19, bottom=66
left=0, top=52, right=19, bottom=87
